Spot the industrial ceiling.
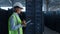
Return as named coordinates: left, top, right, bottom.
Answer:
left=0, top=0, right=25, bottom=7
left=48, top=0, right=60, bottom=11
left=43, top=0, right=60, bottom=11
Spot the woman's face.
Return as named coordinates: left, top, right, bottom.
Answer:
left=15, top=8, right=22, bottom=13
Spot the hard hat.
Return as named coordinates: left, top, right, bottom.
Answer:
left=13, top=2, right=23, bottom=9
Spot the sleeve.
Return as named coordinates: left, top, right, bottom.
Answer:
left=9, top=16, right=23, bottom=30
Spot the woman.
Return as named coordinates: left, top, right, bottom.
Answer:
left=8, top=2, right=26, bottom=34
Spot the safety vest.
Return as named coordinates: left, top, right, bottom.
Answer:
left=8, top=12, right=23, bottom=34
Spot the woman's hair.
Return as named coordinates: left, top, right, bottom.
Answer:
left=13, top=6, right=22, bottom=12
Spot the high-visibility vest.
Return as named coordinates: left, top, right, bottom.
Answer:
left=8, top=12, right=23, bottom=34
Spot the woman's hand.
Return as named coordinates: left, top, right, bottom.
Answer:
left=21, top=20, right=26, bottom=27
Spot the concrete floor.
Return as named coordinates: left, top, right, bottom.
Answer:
left=44, top=26, right=60, bottom=34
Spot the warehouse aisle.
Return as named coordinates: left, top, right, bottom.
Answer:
left=44, top=26, right=60, bottom=34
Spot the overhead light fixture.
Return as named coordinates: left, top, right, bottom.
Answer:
left=0, top=7, right=26, bottom=12
left=0, top=7, right=12, bottom=10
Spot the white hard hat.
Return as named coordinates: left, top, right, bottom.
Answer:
left=13, top=2, right=23, bottom=9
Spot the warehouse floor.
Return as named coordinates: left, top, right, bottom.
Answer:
left=44, top=26, right=60, bottom=34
